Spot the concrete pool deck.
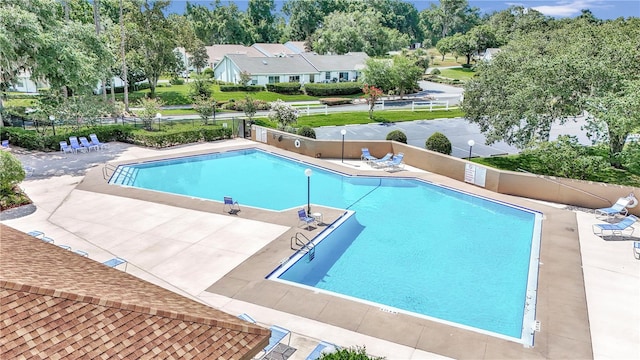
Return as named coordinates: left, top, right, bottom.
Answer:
left=2, top=139, right=639, bottom=359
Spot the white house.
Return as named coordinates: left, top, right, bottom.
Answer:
left=482, top=48, right=502, bottom=62
left=213, top=52, right=369, bottom=85
left=9, top=70, right=46, bottom=93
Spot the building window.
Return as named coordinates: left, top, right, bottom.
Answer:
left=251, top=80, right=257, bottom=85
left=339, top=72, right=349, bottom=81
left=325, top=72, right=331, bottom=80
left=289, top=75, right=300, bottom=83
left=310, top=74, right=315, bottom=83
left=268, top=76, right=280, bottom=84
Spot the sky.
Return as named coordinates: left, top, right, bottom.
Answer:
left=166, top=0, right=640, bottom=20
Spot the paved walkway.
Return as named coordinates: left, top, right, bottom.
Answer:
left=2, top=140, right=639, bottom=359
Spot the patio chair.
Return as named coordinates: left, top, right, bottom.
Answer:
left=592, top=215, right=638, bottom=238
left=223, top=196, right=241, bottom=214
left=383, top=153, right=405, bottom=172
left=60, top=141, right=75, bottom=154
left=103, top=257, right=128, bottom=271
left=41, top=236, right=55, bottom=244
left=69, top=136, right=87, bottom=153
left=89, top=133, right=109, bottom=149
left=27, top=230, right=45, bottom=239
left=595, top=197, right=632, bottom=220
left=305, top=341, right=340, bottom=360
left=370, top=153, right=393, bottom=168
left=236, top=314, right=292, bottom=359
left=298, top=209, right=316, bottom=230
left=79, top=136, right=99, bottom=152
left=634, top=241, right=640, bottom=260
left=360, top=148, right=377, bottom=163
left=1, top=139, right=9, bottom=150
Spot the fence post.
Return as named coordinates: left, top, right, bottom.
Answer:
left=430, top=102, right=433, bottom=111
left=412, top=101, right=415, bottom=111
left=324, top=104, right=327, bottom=115
left=446, top=101, right=449, bottom=110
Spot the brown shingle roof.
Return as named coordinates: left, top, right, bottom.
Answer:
left=0, top=224, right=269, bottom=359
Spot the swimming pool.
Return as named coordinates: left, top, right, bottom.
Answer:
left=109, top=148, right=541, bottom=345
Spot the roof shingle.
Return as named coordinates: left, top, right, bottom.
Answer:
left=0, top=224, right=269, bottom=359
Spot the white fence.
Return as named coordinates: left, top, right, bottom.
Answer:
left=411, top=101, right=449, bottom=111
left=291, top=103, right=328, bottom=115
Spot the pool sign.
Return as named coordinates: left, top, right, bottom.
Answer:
left=465, top=163, right=486, bottom=187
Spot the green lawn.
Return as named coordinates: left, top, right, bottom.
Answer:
left=298, top=109, right=465, bottom=127
left=437, top=68, right=476, bottom=81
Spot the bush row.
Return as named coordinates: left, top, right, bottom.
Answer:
left=304, top=83, right=363, bottom=96
left=219, top=85, right=265, bottom=92
left=265, top=83, right=301, bottom=94
left=318, top=98, right=353, bottom=106
left=0, top=124, right=232, bottom=151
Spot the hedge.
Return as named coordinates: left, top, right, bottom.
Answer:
left=265, top=83, right=301, bottom=94
left=219, top=84, right=265, bottom=92
left=304, top=82, right=363, bottom=96
left=0, top=124, right=232, bottom=151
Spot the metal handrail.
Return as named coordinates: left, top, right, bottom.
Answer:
left=102, top=163, right=117, bottom=180
left=290, top=232, right=316, bottom=261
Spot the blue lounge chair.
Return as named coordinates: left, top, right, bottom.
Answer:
left=74, top=250, right=89, bottom=257
left=593, top=215, right=637, bottom=238
left=41, top=236, right=55, bottom=244
left=305, top=341, right=339, bottom=360
left=634, top=241, right=640, bottom=260
left=1, top=139, right=9, bottom=150
left=236, top=314, right=292, bottom=357
left=370, top=153, right=393, bottom=168
left=69, top=136, right=87, bottom=153
left=103, top=257, right=128, bottom=271
left=595, top=197, right=632, bottom=220
left=60, top=141, right=75, bottom=154
left=57, top=244, right=72, bottom=251
left=298, top=209, right=316, bottom=230
left=79, top=136, right=99, bottom=152
left=223, top=196, right=241, bottom=214
left=360, top=148, right=377, bottom=163
left=27, top=230, right=45, bottom=238
left=89, top=133, right=109, bottom=149
left=383, top=153, right=405, bottom=171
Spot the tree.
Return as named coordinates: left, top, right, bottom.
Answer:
left=421, top=0, right=480, bottom=41
left=210, top=0, right=252, bottom=45
left=192, top=95, right=216, bottom=125
left=462, top=17, right=640, bottom=168
left=189, top=75, right=213, bottom=99
left=282, top=0, right=348, bottom=42
left=136, top=97, right=164, bottom=131
left=363, top=59, right=394, bottom=93
left=435, top=36, right=453, bottom=61
left=126, top=0, right=179, bottom=97
left=242, top=95, right=258, bottom=122
left=268, top=99, right=299, bottom=129
left=447, top=32, right=475, bottom=65
left=189, top=42, right=209, bottom=74
left=312, top=9, right=409, bottom=56
left=390, top=55, right=423, bottom=98
left=0, top=151, right=25, bottom=195
left=362, top=84, right=383, bottom=119
left=247, top=0, right=281, bottom=43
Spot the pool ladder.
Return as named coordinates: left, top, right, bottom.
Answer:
left=291, top=232, right=315, bottom=262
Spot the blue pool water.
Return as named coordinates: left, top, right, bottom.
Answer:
left=110, top=148, right=541, bottom=344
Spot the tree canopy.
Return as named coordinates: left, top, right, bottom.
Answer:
left=462, top=17, right=640, bottom=168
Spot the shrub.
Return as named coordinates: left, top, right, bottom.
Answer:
left=0, top=150, right=25, bottom=194
left=203, top=68, right=214, bottom=78
left=265, top=83, right=301, bottom=94
left=318, top=98, right=353, bottom=106
left=461, top=63, right=473, bottom=69
left=425, top=132, right=452, bottom=155
left=170, top=78, right=184, bottom=85
left=522, top=135, right=609, bottom=180
left=430, top=68, right=441, bottom=75
left=386, top=130, right=407, bottom=144
left=219, top=84, right=265, bottom=92
left=297, top=126, right=316, bottom=139
left=304, top=82, right=363, bottom=96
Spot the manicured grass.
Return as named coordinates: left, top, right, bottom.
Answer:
left=438, top=68, right=476, bottom=80
left=4, top=99, right=35, bottom=107
left=473, top=154, right=640, bottom=187
left=297, top=109, right=465, bottom=127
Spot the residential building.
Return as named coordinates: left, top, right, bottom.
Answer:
left=214, top=52, right=369, bottom=85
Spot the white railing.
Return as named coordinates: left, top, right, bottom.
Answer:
left=411, top=100, right=449, bottom=111
left=291, top=103, right=328, bottom=115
